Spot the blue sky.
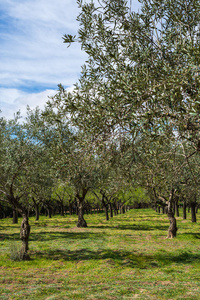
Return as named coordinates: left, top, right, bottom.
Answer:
left=0, top=0, right=88, bottom=119
left=0, top=0, right=140, bottom=120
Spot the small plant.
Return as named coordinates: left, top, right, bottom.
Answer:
left=9, top=242, right=22, bottom=261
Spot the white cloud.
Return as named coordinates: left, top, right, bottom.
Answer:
left=0, top=0, right=141, bottom=120
left=0, top=0, right=87, bottom=89
left=0, top=0, right=87, bottom=119
left=0, top=88, right=56, bottom=119
left=0, top=86, right=75, bottom=120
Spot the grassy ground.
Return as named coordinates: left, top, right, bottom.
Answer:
left=0, top=209, right=200, bottom=300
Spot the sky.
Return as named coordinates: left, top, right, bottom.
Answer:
left=0, top=0, right=140, bottom=120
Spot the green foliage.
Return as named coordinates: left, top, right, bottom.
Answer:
left=131, top=187, right=150, bottom=204
left=44, top=0, right=198, bottom=212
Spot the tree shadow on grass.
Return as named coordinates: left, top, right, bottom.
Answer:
left=0, top=231, right=107, bottom=242
left=29, top=231, right=107, bottom=242
left=89, top=224, right=169, bottom=231
left=178, top=233, right=200, bottom=239
left=32, top=248, right=200, bottom=269
left=0, top=232, right=19, bottom=240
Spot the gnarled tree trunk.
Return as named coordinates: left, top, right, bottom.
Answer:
left=167, top=190, right=177, bottom=238
left=175, top=196, right=179, bottom=217
left=34, top=203, right=40, bottom=221
left=190, top=202, right=196, bottom=222
left=20, top=214, right=30, bottom=260
left=109, top=203, right=113, bottom=218
left=47, top=207, right=52, bottom=218
left=76, top=197, right=87, bottom=227
left=102, top=196, right=109, bottom=221
left=75, top=187, right=89, bottom=227
left=60, top=203, right=64, bottom=216
left=183, top=200, right=187, bottom=219
left=13, top=208, right=18, bottom=224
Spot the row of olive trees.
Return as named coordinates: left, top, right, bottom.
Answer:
left=0, top=110, right=139, bottom=259
left=60, top=0, right=200, bottom=238
left=1, top=0, right=200, bottom=258
left=0, top=114, right=56, bottom=259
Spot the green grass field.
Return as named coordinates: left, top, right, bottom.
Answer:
left=0, top=209, right=200, bottom=299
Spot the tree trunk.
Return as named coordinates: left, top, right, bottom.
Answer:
left=113, top=202, right=118, bottom=215
left=47, top=207, right=52, bottom=218
left=172, top=201, right=175, bottom=215
left=77, top=198, right=87, bottom=227
left=175, top=201, right=179, bottom=217
left=20, top=214, right=30, bottom=260
left=105, top=206, right=109, bottom=221
left=60, top=203, right=64, bottom=216
left=167, top=191, right=177, bottom=238
left=13, top=208, right=18, bottom=224
left=101, top=195, right=109, bottom=220
left=69, top=204, right=72, bottom=215
left=158, top=206, right=161, bottom=213
left=109, top=203, right=113, bottom=218
left=35, top=204, right=40, bottom=221
left=167, top=211, right=177, bottom=238
left=191, top=202, right=196, bottom=222
left=183, top=200, right=187, bottom=219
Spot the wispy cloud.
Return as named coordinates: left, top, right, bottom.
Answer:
left=0, top=0, right=87, bottom=119
left=0, top=88, right=56, bottom=119
left=0, top=0, right=140, bottom=120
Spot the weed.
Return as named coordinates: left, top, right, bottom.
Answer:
left=9, top=241, right=22, bottom=261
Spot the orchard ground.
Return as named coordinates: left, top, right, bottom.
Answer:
left=0, top=209, right=200, bottom=299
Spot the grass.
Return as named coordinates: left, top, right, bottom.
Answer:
left=0, top=209, right=200, bottom=299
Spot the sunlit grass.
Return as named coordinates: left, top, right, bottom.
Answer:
left=0, top=209, right=200, bottom=299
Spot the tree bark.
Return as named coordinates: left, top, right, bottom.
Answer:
left=190, top=202, right=196, bottom=222
left=167, top=190, right=177, bottom=238
left=167, top=212, right=177, bottom=238
left=113, top=202, right=118, bottom=215
left=105, top=206, right=109, bottom=221
left=20, top=214, right=30, bottom=260
left=34, top=204, right=40, bottom=221
left=60, top=203, right=64, bottom=216
left=13, top=208, right=18, bottom=224
left=101, top=194, right=109, bottom=220
left=109, top=203, right=113, bottom=218
left=69, top=204, right=73, bottom=215
left=183, top=200, right=187, bottom=219
left=175, top=202, right=179, bottom=217
left=47, top=207, right=52, bottom=218
left=77, top=198, right=87, bottom=227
